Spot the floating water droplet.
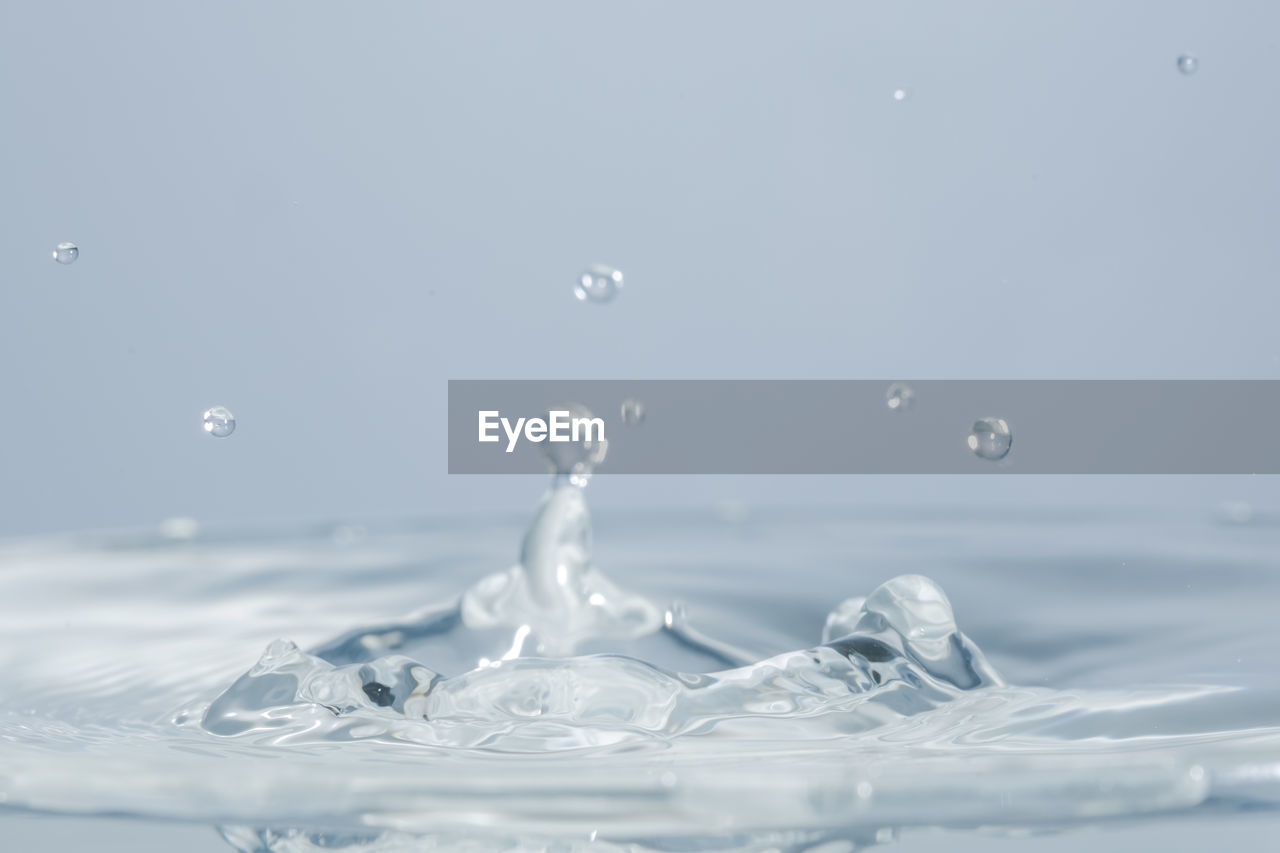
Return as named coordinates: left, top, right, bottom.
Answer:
left=967, top=417, right=1012, bottom=460
left=203, top=406, right=236, bottom=438
left=52, top=242, right=78, bottom=264
left=1177, top=54, right=1199, bottom=75
left=620, top=398, right=646, bottom=424
left=539, top=402, right=606, bottom=485
left=892, top=88, right=909, bottom=101
left=885, top=383, right=916, bottom=412
left=574, top=264, right=623, bottom=303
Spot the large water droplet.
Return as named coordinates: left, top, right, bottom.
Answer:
left=203, top=406, right=236, bottom=438
left=1177, top=54, right=1199, bottom=75
left=620, top=399, right=646, bottom=425
left=574, top=265, right=623, bottom=303
left=539, top=403, right=606, bottom=485
left=967, top=417, right=1011, bottom=460
left=52, top=242, right=79, bottom=265
left=885, top=383, right=915, bottom=412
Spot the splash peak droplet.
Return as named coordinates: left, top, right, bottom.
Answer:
left=539, top=403, right=606, bottom=485
left=1177, top=54, right=1199, bottom=75
left=203, top=406, right=236, bottom=438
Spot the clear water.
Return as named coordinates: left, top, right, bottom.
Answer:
left=50, top=242, right=78, bottom=265
left=620, top=399, right=646, bottom=425
left=2, top=489, right=1279, bottom=852
left=966, top=418, right=1013, bottom=461
left=203, top=406, right=237, bottom=438
left=884, top=384, right=915, bottom=413
left=574, top=265, right=623, bottom=304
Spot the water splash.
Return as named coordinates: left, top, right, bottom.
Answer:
left=201, top=572, right=1001, bottom=747
left=3, top=484, right=1280, bottom=851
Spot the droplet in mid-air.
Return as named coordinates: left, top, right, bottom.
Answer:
left=540, top=402, right=607, bottom=486
left=967, top=417, right=1012, bottom=461
left=620, top=399, right=646, bottom=425
left=892, top=88, right=909, bottom=101
left=885, top=383, right=916, bottom=412
left=203, top=406, right=236, bottom=438
left=574, top=265, right=623, bottom=303
left=52, top=242, right=79, bottom=264
left=1177, top=54, right=1199, bottom=75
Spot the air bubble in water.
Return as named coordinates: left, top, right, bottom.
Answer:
left=620, top=399, right=646, bottom=424
left=885, top=383, right=915, bottom=412
left=1177, top=54, right=1199, bottom=75
left=52, top=242, right=79, bottom=264
left=574, top=265, right=623, bottom=303
left=203, top=406, right=236, bottom=438
left=967, top=417, right=1011, bottom=460
left=540, top=402, right=607, bottom=485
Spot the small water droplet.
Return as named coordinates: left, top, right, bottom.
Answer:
left=1177, top=54, right=1199, bottom=75
left=52, top=242, right=78, bottom=264
left=203, top=406, right=236, bottom=438
left=967, top=417, right=1012, bottom=460
left=540, top=402, right=606, bottom=485
left=574, top=264, right=623, bottom=303
left=620, top=398, right=646, bottom=424
left=885, top=382, right=916, bottom=412
left=892, top=88, right=909, bottom=101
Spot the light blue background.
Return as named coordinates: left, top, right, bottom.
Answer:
left=2, top=1, right=1278, bottom=537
